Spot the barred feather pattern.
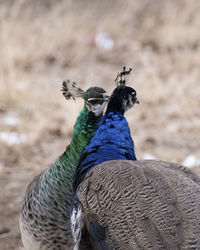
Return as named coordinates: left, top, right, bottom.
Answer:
left=61, top=80, right=84, bottom=100
left=20, top=107, right=102, bottom=250
left=77, top=160, right=200, bottom=250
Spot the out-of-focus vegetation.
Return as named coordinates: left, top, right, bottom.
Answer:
left=0, top=0, right=200, bottom=249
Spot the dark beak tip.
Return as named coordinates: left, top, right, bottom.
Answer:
left=136, top=99, right=139, bottom=104
left=103, top=93, right=111, bottom=101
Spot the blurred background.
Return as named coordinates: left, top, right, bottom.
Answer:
left=0, top=0, right=200, bottom=249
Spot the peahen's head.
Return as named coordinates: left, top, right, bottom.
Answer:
left=106, top=66, right=139, bottom=114
left=83, top=87, right=110, bottom=116
left=61, top=80, right=110, bottom=117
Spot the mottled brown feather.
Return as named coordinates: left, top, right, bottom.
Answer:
left=77, top=160, right=200, bottom=249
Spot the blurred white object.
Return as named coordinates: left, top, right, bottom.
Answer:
left=95, top=32, right=114, bottom=50
left=166, top=123, right=178, bottom=133
left=182, top=154, right=200, bottom=168
left=16, top=83, right=27, bottom=92
left=0, top=132, right=26, bottom=145
left=3, top=115, right=19, bottom=126
left=142, top=153, right=156, bottom=160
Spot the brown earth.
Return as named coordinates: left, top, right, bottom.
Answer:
left=0, top=0, right=200, bottom=249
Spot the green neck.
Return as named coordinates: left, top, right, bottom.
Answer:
left=38, top=106, right=102, bottom=205
left=49, top=106, right=102, bottom=182
left=61, top=106, right=101, bottom=167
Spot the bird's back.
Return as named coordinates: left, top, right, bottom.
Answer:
left=77, top=159, right=200, bottom=249
left=20, top=166, right=75, bottom=250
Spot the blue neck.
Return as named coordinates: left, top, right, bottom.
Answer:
left=73, top=111, right=137, bottom=191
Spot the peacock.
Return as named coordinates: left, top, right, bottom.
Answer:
left=71, top=68, right=200, bottom=249
left=20, top=80, right=110, bottom=250
left=71, top=67, right=139, bottom=248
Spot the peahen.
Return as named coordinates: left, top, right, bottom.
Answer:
left=71, top=68, right=200, bottom=249
left=20, top=80, right=110, bottom=250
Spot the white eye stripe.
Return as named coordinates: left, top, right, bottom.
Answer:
left=87, top=98, right=103, bottom=101
left=87, top=93, right=110, bottom=102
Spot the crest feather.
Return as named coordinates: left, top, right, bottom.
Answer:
left=115, top=66, right=132, bottom=86
left=61, top=80, right=85, bottom=100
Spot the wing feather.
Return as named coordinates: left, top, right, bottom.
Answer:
left=77, top=160, right=200, bottom=249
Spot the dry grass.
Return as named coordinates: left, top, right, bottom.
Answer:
left=0, top=0, right=200, bottom=249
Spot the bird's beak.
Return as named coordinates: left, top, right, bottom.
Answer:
left=102, top=93, right=111, bottom=101
left=135, top=98, right=139, bottom=104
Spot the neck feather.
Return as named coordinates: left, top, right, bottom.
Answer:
left=39, top=106, right=101, bottom=194
left=58, top=106, right=101, bottom=171
left=106, top=96, right=124, bottom=115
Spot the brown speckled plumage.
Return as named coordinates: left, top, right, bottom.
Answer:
left=77, top=159, right=200, bottom=249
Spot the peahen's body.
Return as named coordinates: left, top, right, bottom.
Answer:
left=20, top=82, right=110, bottom=250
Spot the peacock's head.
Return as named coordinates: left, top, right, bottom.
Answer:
left=106, top=66, right=139, bottom=114
left=109, top=85, right=139, bottom=113
left=61, top=80, right=110, bottom=117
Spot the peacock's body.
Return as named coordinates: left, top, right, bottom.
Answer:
left=71, top=68, right=200, bottom=250
left=20, top=81, right=110, bottom=250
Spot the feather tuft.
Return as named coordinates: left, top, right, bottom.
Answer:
left=61, top=80, right=85, bottom=100
left=115, top=66, right=132, bottom=86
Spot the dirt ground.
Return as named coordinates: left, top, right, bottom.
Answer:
left=0, top=0, right=200, bottom=249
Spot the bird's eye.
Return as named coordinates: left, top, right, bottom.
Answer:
left=88, top=99, right=98, bottom=105
left=88, top=98, right=105, bottom=105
